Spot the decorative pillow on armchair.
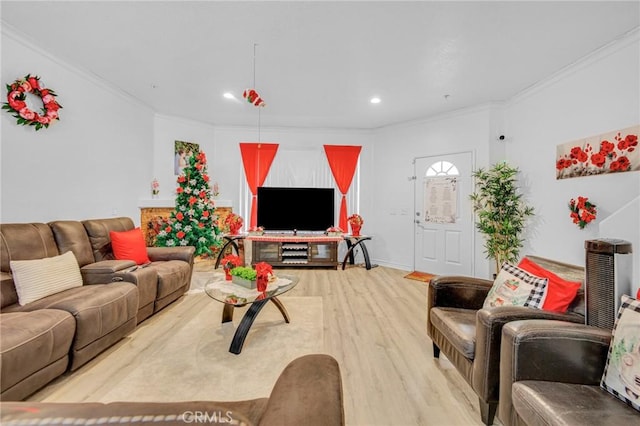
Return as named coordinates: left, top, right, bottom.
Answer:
left=518, top=257, right=582, bottom=313
left=601, top=294, right=640, bottom=412
left=483, top=262, right=548, bottom=309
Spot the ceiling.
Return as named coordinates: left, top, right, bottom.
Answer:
left=2, top=1, right=639, bottom=130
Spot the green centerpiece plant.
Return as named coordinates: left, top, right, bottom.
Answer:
left=469, top=162, right=535, bottom=275
left=230, top=266, right=257, bottom=289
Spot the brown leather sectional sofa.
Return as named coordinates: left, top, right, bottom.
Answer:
left=0, top=217, right=195, bottom=401
left=0, top=354, right=346, bottom=426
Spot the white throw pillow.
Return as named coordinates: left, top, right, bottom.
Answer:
left=483, top=262, right=548, bottom=309
left=600, top=294, right=640, bottom=412
left=10, top=251, right=83, bottom=306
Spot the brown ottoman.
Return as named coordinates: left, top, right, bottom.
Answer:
left=0, top=309, right=75, bottom=400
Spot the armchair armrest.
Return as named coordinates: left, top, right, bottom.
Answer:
left=471, top=307, right=585, bottom=403
left=259, top=354, right=344, bottom=426
left=428, top=275, right=493, bottom=311
left=146, top=246, right=195, bottom=263
left=498, top=319, right=611, bottom=425
left=80, top=260, right=136, bottom=284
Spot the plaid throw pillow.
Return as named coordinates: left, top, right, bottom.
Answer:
left=601, top=294, right=640, bottom=412
left=483, top=262, right=548, bottom=309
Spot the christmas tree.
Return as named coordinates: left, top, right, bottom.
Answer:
left=155, top=151, right=221, bottom=256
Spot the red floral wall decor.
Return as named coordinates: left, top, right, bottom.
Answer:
left=556, top=125, right=639, bottom=179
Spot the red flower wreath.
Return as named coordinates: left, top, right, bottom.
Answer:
left=569, top=196, right=597, bottom=229
left=2, top=74, right=62, bottom=131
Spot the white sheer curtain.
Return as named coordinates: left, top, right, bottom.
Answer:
left=239, top=146, right=359, bottom=228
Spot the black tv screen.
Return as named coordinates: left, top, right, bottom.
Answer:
left=257, top=187, right=335, bottom=231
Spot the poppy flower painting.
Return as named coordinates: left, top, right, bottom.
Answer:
left=556, top=125, right=639, bottom=179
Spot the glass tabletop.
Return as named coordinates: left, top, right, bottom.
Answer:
left=204, top=273, right=299, bottom=306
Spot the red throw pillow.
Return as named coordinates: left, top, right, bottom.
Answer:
left=110, top=228, right=150, bottom=265
left=518, top=257, right=582, bottom=313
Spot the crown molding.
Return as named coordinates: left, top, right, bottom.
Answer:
left=1, top=21, right=154, bottom=112
left=508, top=26, right=640, bottom=107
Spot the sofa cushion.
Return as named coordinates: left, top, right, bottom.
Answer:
left=3, top=283, right=138, bottom=352
left=601, top=294, right=640, bottom=411
left=152, top=260, right=191, bottom=299
left=82, top=217, right=135, bottom=262
left=429, top=307, right=476, bottom=359
left=512, top=380, right=640, bottom=425
left=1, top=223, right=60, bottom=308
left=518, top=257, right=581, bottom=313
left=10, top=251, right=83, bottom=306
left=110, top=228, right=151, bottom=265
left=0, top=310, right=75, bottom=396
left=483, top=262, right=548, bottom=309
left=49, top=220, right=96, bottom=267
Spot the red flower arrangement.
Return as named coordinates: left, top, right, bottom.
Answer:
left=347, top=214, right=363, bottom=226
left=2, top=74, right=62, bottom=130
left=255, top=262, right=273, bottom=292
left=326, top=226, right=344, bottom=235
left=569, top=196, right=597, bottom=229
left=224, top=213, right=244, bottom=235
left=221, top=254, right=242, bottom=280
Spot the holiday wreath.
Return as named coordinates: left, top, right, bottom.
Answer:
left=2, top=74, right=62, bottom=131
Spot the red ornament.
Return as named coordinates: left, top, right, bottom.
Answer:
left=242, top=88, right=266, bottom=107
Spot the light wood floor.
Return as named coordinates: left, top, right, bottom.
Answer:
left=283, top=265, right=487, bottom=426
left=33, top=265, right=492, bottom=426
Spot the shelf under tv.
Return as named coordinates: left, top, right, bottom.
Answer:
left=248, top=235, right=342, bottom=269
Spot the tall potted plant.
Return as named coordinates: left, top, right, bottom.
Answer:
left=470, top=162, right=534, bottom=275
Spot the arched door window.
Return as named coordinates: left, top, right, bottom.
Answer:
left=425, top=160, right=459, bottom=177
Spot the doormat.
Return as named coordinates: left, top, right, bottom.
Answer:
left=404, top=271, right=436, bottom=283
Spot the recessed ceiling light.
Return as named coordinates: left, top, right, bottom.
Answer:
left=223, top=92, right=235, bottom=99
left=370, top=97, right=381, bottom=104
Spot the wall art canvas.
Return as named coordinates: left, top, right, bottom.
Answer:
left=174, top=140, right=200, bottom=175
left=556, top=125, right=639, bottom=179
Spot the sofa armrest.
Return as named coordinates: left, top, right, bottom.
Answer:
left=147, top=246, right=195, bottom=264
left=80, top=260, right=136, bottom=284
left=427, top=275, right=493, bottom=312
left=471, top=307, right=585, bottom=402
left=497, top=319, right=611, bottom=425
left=259, top=354, right=344, bottom=426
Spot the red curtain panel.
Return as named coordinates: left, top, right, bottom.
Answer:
left=239, top=143, right=279, bottom=228
left=323, top=145, right=362, bottom=231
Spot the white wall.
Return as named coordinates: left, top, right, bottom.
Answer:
left=1, top=26, right=154, bottom=224
left=152, top=114, right=217, bottom=203
left=372, top=105, right=499, bottom=276
left=505, top=30, right=640, bottom=283
left=209, top=126, right=374, bottom=219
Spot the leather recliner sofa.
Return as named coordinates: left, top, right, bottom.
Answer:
left=426, top=256, right=586, bottom=425
left=499, top=320, right=640, bottom=425
left=0, top=354, right=345, bottom=426
left=0, top=217, right=195, bottom=401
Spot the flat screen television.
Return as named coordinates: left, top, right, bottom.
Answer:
left=257, top=187, right=335, bottom=232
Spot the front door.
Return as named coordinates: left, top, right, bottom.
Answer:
left=413, top=152, right=474, bottom=276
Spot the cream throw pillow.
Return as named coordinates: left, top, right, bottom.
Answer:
left=483, top=262, right=548, bottom=309
left=10, top=251, right=83, bottom=306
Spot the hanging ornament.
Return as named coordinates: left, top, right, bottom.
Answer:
left=242, top=89, right=266, bottom=107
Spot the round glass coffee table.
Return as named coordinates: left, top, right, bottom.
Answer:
left=204, top=273, right=299, bottom=354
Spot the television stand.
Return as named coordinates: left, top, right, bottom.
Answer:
left=248, top=235, right=342, bottom=269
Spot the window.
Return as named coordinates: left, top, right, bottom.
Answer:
left=425, top=160, right=459, bottom=177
